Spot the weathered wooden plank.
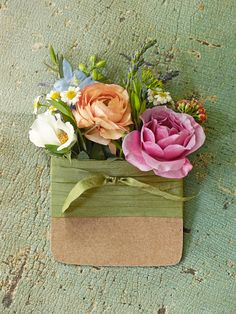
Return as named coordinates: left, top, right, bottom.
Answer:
left=0, top=0, right=236, bottom=313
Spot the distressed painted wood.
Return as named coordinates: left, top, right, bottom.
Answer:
left=0, top=0, right=236, bottom=313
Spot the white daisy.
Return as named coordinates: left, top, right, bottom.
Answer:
left=60, top=86, right=81, bottom=106
left=147, top=89, right=172, bottom=106
left=153, top=91, right=172, bottom=106
left=46, top=90, right=61, bottom=101
left=147, top=88, right=163, bottom=103
left=29, top=112, right=76, bottom=151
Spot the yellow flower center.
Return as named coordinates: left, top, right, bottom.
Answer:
left=57, top=130, right=68, bottom=144
left=159, top=92, right=167, bottom=97
left=66, top=90, right=76, bottom=100
left=51, top=91, right=60, bottom=100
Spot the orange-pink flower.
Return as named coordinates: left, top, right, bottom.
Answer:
left=73, top=83, right=133, bottom=145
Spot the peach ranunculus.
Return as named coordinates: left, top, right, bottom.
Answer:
left=73, top=83, right=133, bottom=145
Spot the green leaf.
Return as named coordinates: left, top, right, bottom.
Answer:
left=45, top=144, right=69, bottom=155
left=132, top=79, right=142, bottom=95
left=140, top=99, right=147, bottom=114
left=48, top=99, right=76, bottom=126
left=49, top=45, right=57, bottom=65
left=45, top=139, right=76, bottom=157
left=57, top=54, right=64, bottom=78
left=43, top=62, right=58, bottom=73
left=132, top=91, right=141, bottom=111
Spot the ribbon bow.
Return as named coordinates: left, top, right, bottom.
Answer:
left=62, top=174, right=192, bottom=213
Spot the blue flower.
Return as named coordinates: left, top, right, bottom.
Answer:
left=53, top=59, right=95, bottom=92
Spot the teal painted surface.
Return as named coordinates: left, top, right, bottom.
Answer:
left=0, top=0, right=236, bottom=313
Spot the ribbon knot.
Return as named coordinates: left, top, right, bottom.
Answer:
left=105, top=176, right=119, bottom=185
left=105, top=176, right=129, bottom=185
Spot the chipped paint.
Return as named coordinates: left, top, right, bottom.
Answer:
left=198, top=3, right=205, bottom=12
left=188, top=49, right=201, bottom=59
left=32, top=42, right=44, bottom=51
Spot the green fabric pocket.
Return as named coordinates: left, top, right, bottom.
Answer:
left=50, top=157, right=183, bottom=218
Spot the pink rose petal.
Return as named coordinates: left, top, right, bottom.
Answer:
left=153, top=158, right=193, bottom=178
left=158, top=134, right=179, bottom=149
left=142, top=150, right=186, bottom=172
left=155, top=126, right=169, bottom=141
left=142, top=141, right=164, bottom=159
left=123, top=131, right=152, bottom=171
left=141, top=127, right=155, bottom=142
left=163, top=144, right=187, bottom=160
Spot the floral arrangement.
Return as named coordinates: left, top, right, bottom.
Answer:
left=29, top=40, right=207, bottom=179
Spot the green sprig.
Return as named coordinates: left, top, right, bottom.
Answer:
left=142, top=68, right=163, bottom=90
left=123, top=39, right=157, bottom=128
left=45, top=45, right=64, bottom=78
left=78, top=55, right=107, bottom=82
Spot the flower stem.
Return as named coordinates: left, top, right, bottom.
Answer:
left=77, top=129, right=87, bottom=152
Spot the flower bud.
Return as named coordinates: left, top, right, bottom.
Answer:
left=89, top=55, right=96, bottom=65
left=95, top=60, right=106, bottom=68
left=197, top=107, right=206, bottom=114
left=78, top=63, right=86, bottom=72
left=185, top=103, right=190, bottom=111
left=190, top=98, right=201, bottom=110
left=176, top=98, right=207, bottom=123
left=176, top=99, right=188, bottom=109
left=199, top=113, right=207, bottom=123
left=91, top=69, right=99, bottom=80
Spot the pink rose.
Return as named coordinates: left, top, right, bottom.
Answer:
left=122, top=106, right=205, bottom=178
left=73, top=83, right=132, bottom=145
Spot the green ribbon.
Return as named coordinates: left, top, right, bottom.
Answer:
left=62, top=174, right=192, bottom=213
left=50, top=157, right=188, bottom=218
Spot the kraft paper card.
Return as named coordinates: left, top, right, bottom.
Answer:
left=50, top=157, right=183, bottom=266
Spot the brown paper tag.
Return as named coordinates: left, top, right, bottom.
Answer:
left=51, top=217, right=183, bottom=267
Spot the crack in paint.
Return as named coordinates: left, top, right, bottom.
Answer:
left=189, top=37, right=222, bottom=48
left=2, top=248, right=29, bottom=308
